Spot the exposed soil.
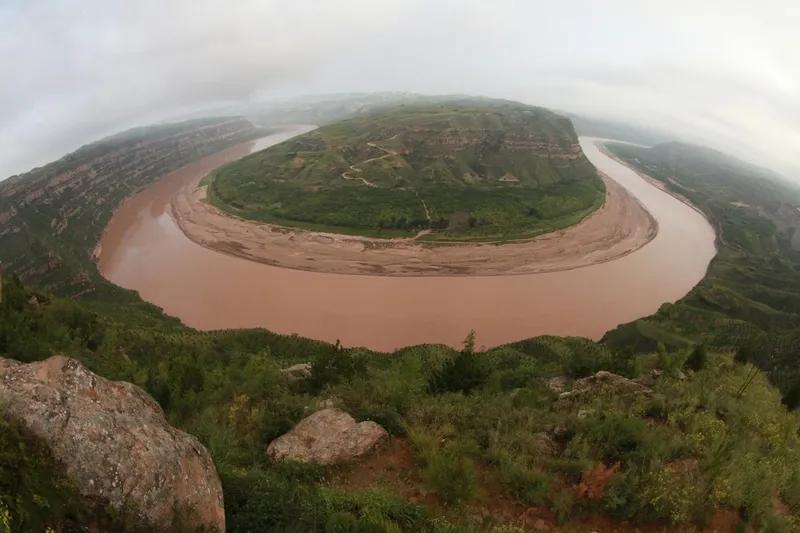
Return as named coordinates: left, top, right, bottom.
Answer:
left=328, top=438, right=742, bottom=532
left=172, top=171, right=658, bottom=277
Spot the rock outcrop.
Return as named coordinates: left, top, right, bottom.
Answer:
left=558, top=370, right=652, bottom=400
left=0, top=356, right=225, bottom=532
left=280, top=362, right=313, bottom=382
left=267, top=408, right=388, bottom=465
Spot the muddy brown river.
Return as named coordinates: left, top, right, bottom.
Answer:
left=98, top=126, right=716, bottom=352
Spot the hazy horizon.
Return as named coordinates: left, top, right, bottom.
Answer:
left=2, top=1, right=798, bottom=180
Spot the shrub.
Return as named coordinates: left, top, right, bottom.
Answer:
left=685, top=344, right=708, bottom=372
left=585, top=413, right=648, bottom=462
left=497, top=456, right=550, bottom=505
left=320, top=488, right=428, bottom=531
left=422, top=452, right=478, bottom=504
left=221, top=465, right=324, bottom=532
left=427, top=350, right=488, bottom=394
left=782, top=379, right=800, bottom=410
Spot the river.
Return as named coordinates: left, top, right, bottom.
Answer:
left=97, top=126, right=716, bottom=351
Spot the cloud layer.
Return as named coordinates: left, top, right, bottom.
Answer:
left=2, top=0, right=798, bottom=178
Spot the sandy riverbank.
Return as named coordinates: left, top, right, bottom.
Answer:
left=171, top=163, right=658, bottom=277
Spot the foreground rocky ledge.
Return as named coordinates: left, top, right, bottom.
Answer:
left=0, top=356, right=225, bottom=532
left=172, top=172, right=657, bottom=277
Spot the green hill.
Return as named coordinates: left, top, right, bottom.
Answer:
left=3, top=111, right=800, bottom=531
left=209, top=99, right=604, bottom=241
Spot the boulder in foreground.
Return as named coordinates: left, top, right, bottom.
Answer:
left=0, top=356, right=225, bottom=532
left=267, top=408, right=388, bottom=465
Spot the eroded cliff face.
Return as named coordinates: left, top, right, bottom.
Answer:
left=0, top=355, right=225, bottom=532
left=0, top=117, right=262, bottom=295
left=426, top=129, right=583, bottom=159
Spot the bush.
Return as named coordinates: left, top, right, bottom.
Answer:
left=427, top=349, right=488, bottom=394
left=307, top=344, right=369, bottom=393
left=221, top=465, right=324, bottom=532
left=585, top=413, right=648, bottom=462
left=320, top=488, right=429, bottom=531
left=496, top=456, right=550, bottom=505
left=685, top=344, right=708, bottom=372
left=422, top=452, right=478, bottom=505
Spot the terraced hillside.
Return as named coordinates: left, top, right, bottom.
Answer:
left=210, top=99, right=604, bottom=241
left=0, top=117, right=265, bottom=296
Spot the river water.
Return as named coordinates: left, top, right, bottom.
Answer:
left=97, top=127, right=716, bottom=351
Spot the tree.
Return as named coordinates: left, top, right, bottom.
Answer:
left=783, top=379, right=800, bottom=410
left=685, top=344, right=707, bottom=372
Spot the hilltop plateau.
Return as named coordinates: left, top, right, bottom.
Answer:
left=209, top=99, right=604, bottom=241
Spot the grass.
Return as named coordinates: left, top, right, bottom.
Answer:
left=208, top=99, right=605, bottom=241
left=4, top=277, right=800, bottom=531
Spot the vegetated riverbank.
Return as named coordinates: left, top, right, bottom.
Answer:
left=0, top=117, right=265, bottom=297
left=603, top=141, right=800, bottom=403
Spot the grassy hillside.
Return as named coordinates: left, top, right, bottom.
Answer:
left=2, top=277, right=799, bottom=532
left=0, top=117, right=266, bottom=297
left=603, top=142, right=800, bottom=402
left=210, top=99, right=604, bottom=241
left=3, top=112, right=800, bottom=531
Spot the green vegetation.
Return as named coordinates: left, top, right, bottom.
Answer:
left=2, top=277, right=800, bottom=531
left=210, top=99, right=604, bottom=241
left=0, top=413, right=81, bottom=532
left=0, top=117, right=264, bottom=296
left=3, top=111, right=800, bottom=530
left=603, top=142, right=800, bottom=404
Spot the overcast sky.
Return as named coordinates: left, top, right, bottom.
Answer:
left=2, top=0, right=798, bottom=180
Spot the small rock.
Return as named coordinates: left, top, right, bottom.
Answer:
left=267, top=408, right=387, bottom=465
left=546, top=376, right=568, bottom=394
left=559, top=370, right=652, bottom=400
left=635, top=368, right=664, bottom=387
left=280, top=362, right=312, bottom=382
left=317, top=397, right=337, bottom=409
left=532, top=518, right=550, bottom=531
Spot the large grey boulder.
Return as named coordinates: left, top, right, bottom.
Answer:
left=0, top=356, right=225, bottom=532
left=267, top=408, right=387, bottom=465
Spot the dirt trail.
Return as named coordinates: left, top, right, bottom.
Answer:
left=340, top=141, right=399, bottom=187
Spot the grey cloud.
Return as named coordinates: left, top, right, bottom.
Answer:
left=1, top=0, right=798, bottom=179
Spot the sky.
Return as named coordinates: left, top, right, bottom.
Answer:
left=1, top=0, right=798, bottom=180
